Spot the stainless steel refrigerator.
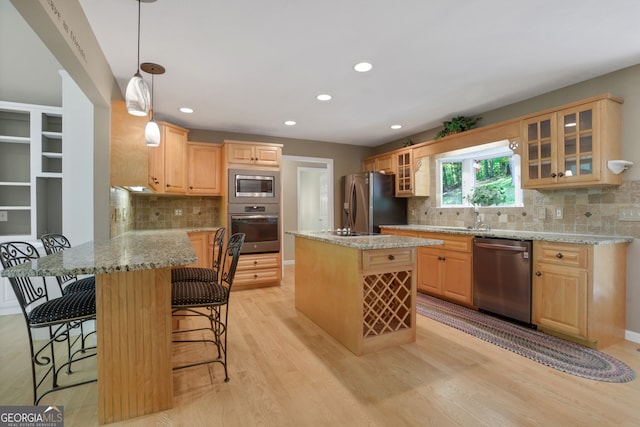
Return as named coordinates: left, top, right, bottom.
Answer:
left=342, top=172, right=407, bottom=234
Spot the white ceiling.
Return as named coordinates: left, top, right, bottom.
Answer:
left=6, top=1, right=640, bottom=147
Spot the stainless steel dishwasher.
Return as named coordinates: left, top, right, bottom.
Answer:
left=473, top=237, right=533, bottom=325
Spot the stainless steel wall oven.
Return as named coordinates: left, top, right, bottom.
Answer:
left=228, top=204, right=280, bottom=254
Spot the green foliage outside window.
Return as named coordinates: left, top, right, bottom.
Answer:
left=441, top=155, right=515, bottom=206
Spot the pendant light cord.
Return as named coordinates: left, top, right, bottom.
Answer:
left=136, top=0, right=141, bottom=74
left=150, top=74, right=154, bottom=120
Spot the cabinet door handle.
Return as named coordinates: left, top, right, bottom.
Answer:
left=558, top=172, right=564, bottom=177
left=388, top=254, right=395, bottom=261
left=254, top=260, right=258, bottom=265
left=189, top=186, right=194, bottom=189
left=535, top=271, right=542, bottom=276
left=555, top=252, right=564, bottom=259
left=551, top=172, right=557, bottom=178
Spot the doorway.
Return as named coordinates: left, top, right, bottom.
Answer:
left=281, top=156, right=334, bottom=264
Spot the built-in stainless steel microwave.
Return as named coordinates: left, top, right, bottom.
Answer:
left=228, top=169, right=280, bottom=204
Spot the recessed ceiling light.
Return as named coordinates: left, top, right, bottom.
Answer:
left=179, top=107, right=194, bottom=113
left=317, top=94, right=332, bottom=101
left=284, top=120, right=296, bottom=126
left=354, top=62, right=373, bottom=72
left=391, top=124, right=402, bottom=130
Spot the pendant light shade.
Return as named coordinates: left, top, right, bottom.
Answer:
left=145, top=117, right=160, bottom=146
left=141, top=62, right=165, bottom=147
left=125, top=0, right=153, bottom=116
left=126, top=72, right=151, bottom=116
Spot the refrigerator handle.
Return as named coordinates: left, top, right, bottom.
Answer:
left=348, top=180, right=357, bottom=229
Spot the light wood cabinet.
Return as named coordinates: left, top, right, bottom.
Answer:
left=522, top=96, right=622, bottom=189
left=233, top=252, right=281, bottom=290
left=224, top=140, right=281, bottom=168
left=294, top=236, right=417, bottom=356
left=382, top=229, right=471, bottom=305
left=365, top=147, right=429, bottom=197
left=362, top=152, right=395, bottom=174
left=415, top=232, right=472, bottom=305
left=187, top=142, right=222, bottom=195
left=532, top=241, right=627, bottom=349
left=395, top=149, right=413, bottom=196
left=184, top=231, right=210, bottom=268
left=148, top=122, right=189, bottom=194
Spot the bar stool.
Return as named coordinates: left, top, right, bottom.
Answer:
left=171, top=227, right=226, bottom=284
left=0, top=241, right=97, bottom=405
left=40, top=233, right=96, bottom=294
left=171, top=232, right=245, bottom=381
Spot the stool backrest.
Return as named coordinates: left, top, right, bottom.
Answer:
left=219, top=233, right=245, bottom=291
left=40, top=233, right=77, bottom=289
left=0, top=241, right=50, bottom=317
left=211, top=228, right=226, bottom=282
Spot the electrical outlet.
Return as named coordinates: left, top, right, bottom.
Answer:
left=536, top=207, right=546, bottom=220
left=0, top=211, right=7, bottom=222
left=555, top=207, right=564, bottom=219
left=174, top=209, right=183, bottom=216
left=193, top=207, right=201, bottom=215
left=619, top=207, right=640, bottom=221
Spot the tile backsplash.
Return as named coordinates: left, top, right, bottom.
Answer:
left=408, top=180, right=640, bottom=238
left=110, top=187, right=222, bottom=237
left=111, top=180, right=640, bottom=239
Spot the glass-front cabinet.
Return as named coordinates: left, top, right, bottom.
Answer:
left=521, top=96, right=622, bottom=189
left=395, top=149, right=413, bottom=195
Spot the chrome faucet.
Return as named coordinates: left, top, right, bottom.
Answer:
left=470, top=209, right=491, bottom=231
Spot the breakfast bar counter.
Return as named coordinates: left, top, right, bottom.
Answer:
left=288, top=231, right=442, bottom=355
left=1, top=230, right=196, bottom=424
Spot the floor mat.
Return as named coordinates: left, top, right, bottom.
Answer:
left=416, top=292, right=635, bottom=383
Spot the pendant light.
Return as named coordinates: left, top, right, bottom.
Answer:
left=141, top=62, right=165, bottom=146
left=125, top=0, right=155, bottom=116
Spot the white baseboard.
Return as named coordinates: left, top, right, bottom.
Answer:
left=625, top=329, right=640, bottom=344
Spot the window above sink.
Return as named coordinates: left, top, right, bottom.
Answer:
left=435, top=139, right=523, bottom=208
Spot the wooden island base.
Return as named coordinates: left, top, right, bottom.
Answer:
left=294, top=236, right=418, bottom=356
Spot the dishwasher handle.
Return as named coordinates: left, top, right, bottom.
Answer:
left=474, top=242, right=527, bottom=252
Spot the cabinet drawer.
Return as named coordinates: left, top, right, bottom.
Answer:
left=234, top=267, right=280, bottom=285
left=362, top=248, right=414, bottom=270
left=535, top=243, right=589, bottom=268
left=416, top=232, right=471, bottom=252
left=237, top=253, right=280, bottom=270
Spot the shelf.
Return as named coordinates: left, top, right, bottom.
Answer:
left=42, top=131, right=62, bottom=139
left=42, top=152, right=62, bottom=159
left=0, top=206, right=31, bottom=211
left=0, top=135, right=30, bottom=144
left=37, top=172, right=62, bottom=179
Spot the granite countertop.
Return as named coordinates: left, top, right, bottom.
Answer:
left=1, top=230, right=197, bottom=278
left=380, top=225, right=634, bottom=245
left=287, top=230, right=443, bottom=250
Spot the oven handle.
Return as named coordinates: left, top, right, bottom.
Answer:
left=231, top=215, right=279, bottom=220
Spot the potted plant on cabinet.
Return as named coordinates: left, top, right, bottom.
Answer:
left=434, top=115, right=482, bottom=139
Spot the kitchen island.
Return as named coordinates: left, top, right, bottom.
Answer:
left=1, top=230, right=197, bottom=424
left=288, top=231, right=442, bottom=356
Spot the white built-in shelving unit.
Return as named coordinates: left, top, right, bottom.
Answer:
left=0, top=101, right=63, bottom=242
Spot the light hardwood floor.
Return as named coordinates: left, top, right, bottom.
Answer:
left=2, top=264, right=640, bottom=426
